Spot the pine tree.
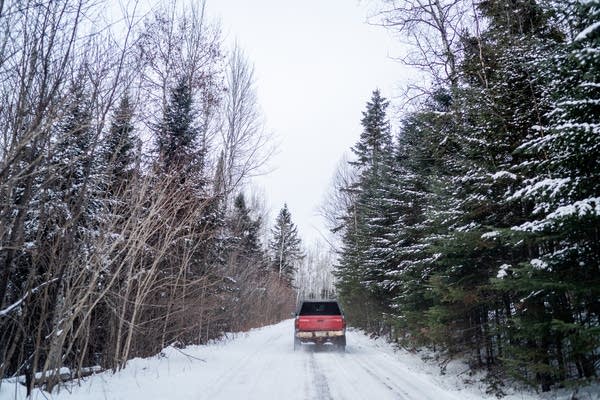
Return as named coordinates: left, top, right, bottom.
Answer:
left=350, top=89, right=392, bottom=169
left=45, top=77, right=101, bottom=238
left=156, top=77, right=204, bottom=177
left=229, top=193, right=262, bottom=258
left=387, top=90, right=460, bottom=345
left=396, top=0, right=561, bottom=377
left=104, top=94, right=137, bottom=193
left=500, top=0, right=600, bottom=387
left=269, top=204, right=303, bottom=284
left=335, top=89, right=396, bottom=331
left=31, top=76, right=106, bottom=385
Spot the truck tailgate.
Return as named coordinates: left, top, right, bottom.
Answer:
left=297, top=315, right=344, bottom=331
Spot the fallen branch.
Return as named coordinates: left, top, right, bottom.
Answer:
left=171, top=347, right=207, bottom=363
left=0, top=279, right=59, bottom=317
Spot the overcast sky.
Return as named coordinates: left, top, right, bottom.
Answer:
left=206, top=0, right=409, bottom=246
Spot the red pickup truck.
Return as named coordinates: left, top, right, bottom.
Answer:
left=293, top=300, right=346, bottom=351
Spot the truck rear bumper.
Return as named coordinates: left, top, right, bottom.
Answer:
left=296, top=330, right=345, bottom=338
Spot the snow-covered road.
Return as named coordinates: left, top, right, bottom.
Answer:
left=194, top=321, right=463, bottom=400
left=2, top=319, right=552, bottom=400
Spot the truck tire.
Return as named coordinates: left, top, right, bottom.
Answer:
left=293, top=337, right=300, bottom=351
left=337, top=336, right=346, bottom=352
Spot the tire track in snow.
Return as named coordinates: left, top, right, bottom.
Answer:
left=308, top=352, right=333, bottom=400
left=199, top=332, right=280, bottom=399
left=324, top=349, right=371, bottom=400
left=314, top=345, right=410, bottom=400
left=347, top=352, right=412, bottom=399
left=344, top=340, right=462, bottom=400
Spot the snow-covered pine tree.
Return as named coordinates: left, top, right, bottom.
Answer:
left=94, top=93, right=140, bottom=364
left=217, top=192, right=270, bottom=330
left=386, top=89, right=460, bottom=346
left=501, top=0, right=600, bottom=387
left=156, top=76, right=205, bottom=180
left=335, top=89, right=396, bottom=331
left=43, top=76, right=102, bottom=250
left=153, top=74, right=222, bottom=276
left=350, top=89, right=392, bottom=169
left=103, top=94, right=137, bottom=194
left=269, top=203, right=303, bottom=285
left=418, top=0, right=561, bottom=375
left=229, top=193, right=263, bottom=259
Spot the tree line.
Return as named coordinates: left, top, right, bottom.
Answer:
left=331, top=0, right=599, bottom=392
left=0, top=0, right=305, bottom=395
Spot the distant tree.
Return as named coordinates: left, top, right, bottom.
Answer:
left=319, top=154, right=358, bottom=240
left=229, top=193, right=263, bottom=257
left=269, top=204, right=303, bottom=284
left=157, top=77, right=202, bottom=173
left=295, top=242, right=336, bottom=300
left=103, top=94, right=137, bottom=194
left=350, top=89, right=392, bottom=169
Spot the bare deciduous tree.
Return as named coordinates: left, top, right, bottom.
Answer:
left=217, top=44, right=275, bottom=206
left=295, top=241, right=337, bottom=300
left=373, top=0, right=470, bottom=88
left=319, top=153, right=359, bottom=247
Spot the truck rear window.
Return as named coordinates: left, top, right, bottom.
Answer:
left=299, top=302, right=341, bottom=315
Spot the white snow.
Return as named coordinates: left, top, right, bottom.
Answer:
left=575, top=20, right=600, bottom=42
left=491, top=171, right=517, bottom=180
left=1, top=320, right=597, bottom=400
left=497, top=264, right=511, bottom=279
left=531, top=258, right=549, bottom=270
left=547, top=197, right=600, bottom=219
left=513, top=197, right=600, bottom=232
left=33, top=368, right=71, bottom=380
left=510, top=177, right=570, bottom=201
left=456, top=222, right=479, bottom=232
left=481, top=231, right=500, bottom=239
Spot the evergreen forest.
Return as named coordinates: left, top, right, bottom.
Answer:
left=332, top=0, right=600, bottom=392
